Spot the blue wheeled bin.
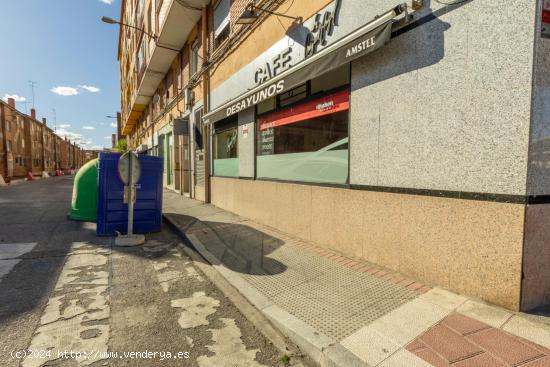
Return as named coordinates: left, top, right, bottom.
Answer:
left=96, top=153, right=163, bottom=236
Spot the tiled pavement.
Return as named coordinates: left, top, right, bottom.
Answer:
left=406, top=313, right=550, bottom=366
left=163, top=191, right=550, bottom=367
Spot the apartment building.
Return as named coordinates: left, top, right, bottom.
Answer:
left=118, top=0, right=550, bottom=311
left=0, top=98, right=84, bottom=180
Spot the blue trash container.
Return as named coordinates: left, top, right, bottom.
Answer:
left=96, top=153, right=163, bottom=236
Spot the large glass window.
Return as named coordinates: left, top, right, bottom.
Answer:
left=257, top=91, right=349, bottom=184
left=213, top=116, right=238, bottom=177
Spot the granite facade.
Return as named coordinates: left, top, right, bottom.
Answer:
left=350, top=0, right=536, bottom=196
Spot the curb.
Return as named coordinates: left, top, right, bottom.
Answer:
left=163, top=213, right=370, bottom=367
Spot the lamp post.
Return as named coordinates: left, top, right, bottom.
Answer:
left=101, top=16, right=180, bottom=52
left=101, top=16, right=157, bottom=40
left=236, top=4, right=303, bottom=25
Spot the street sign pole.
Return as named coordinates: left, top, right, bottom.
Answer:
left=115, top=151, right=144, bottom=247
left=127, top=152, right=134, bottom=236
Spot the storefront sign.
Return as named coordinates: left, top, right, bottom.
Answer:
left=204, top=6, right=401, bottom=125
left=259, top=90, right=349, bottom=131
left=255, top=47, right=293, bottom=86
left=305, top=0, right=343, bottom=58
left=542, top=0, right=550, bottom=38
left=242, top=125, right=249, bottom=138
left=226, top=80, right=285, bottom=116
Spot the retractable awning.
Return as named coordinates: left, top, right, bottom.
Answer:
left=203, top=4, right=407, bottom=125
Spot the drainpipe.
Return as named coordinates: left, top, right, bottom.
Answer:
left=0, top=103, right=8, bottom=179
left=201, top=4, right=210, bottom=203
left=41, top=119, right=46, bottom=172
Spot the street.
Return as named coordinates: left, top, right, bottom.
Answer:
left=0, top=177, right=286, bottom=367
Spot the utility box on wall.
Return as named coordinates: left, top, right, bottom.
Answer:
left=96, top=153, right=163, bottom=236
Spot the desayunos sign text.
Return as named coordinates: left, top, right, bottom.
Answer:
left=226, top=80, right=285, bottom=116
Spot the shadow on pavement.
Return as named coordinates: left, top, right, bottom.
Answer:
left=165, top=213, right=287, bottom=276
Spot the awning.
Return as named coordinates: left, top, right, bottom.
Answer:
left=203, top=4, right=407, bottom=125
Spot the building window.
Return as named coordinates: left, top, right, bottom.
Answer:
left=137, top=37, right=146, bottom=76
left=190, top=39, right=200, bottom=76
left=214, top=0, right=230, bottom=47
left=213, top=115, right=238, bottom=177
left=257, top=90, right=349, bottom=184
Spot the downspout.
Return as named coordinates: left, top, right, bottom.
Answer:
left=201, top=4, right=210, bottom=203
left=0, top=103, right=8, bottom=178
left=41, top=121, right=45, bottom=172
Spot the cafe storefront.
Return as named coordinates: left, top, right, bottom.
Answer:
left=203, top=0, right=550, bottom=311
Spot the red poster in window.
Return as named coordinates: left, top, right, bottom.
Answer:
left=259, top=90, right=349, bottom=131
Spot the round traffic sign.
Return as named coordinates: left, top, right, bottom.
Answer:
left=118, top=152, right=141, bottom=185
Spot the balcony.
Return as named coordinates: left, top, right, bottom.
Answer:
left=123, top=0, right=208, bottom=135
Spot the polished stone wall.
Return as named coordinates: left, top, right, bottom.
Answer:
left=350, top=1, right=536, bottom=196
left=211, top=177, right=525, bottom=310
left=527, top=1, right=550, bottom=196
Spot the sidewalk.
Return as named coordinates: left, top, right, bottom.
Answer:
left=163, top=190, right=550, bottom=367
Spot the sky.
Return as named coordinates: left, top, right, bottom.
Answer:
left=0, top=0, right=122, bottom=150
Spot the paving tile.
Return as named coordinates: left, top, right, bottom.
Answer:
left=419, top=324, right=482, bottom=363
left=442, top=313, right=491, bottom=336
left=390, top=275, right=405, bottom=284
left=406, top=339, right=428, bottom=352
left=452, top=352, right=507, bottom=367
left=355, top=264, right=372, bottom=272
left=456, top=300, right=513, bottom=329
left=419, top=288, right=468, bottom=311
left=378, top=349, right=435, bottom=367
left=418, top=286, right=432, bottom=294
left=397, top=278, right=416, bottom=287
left=520, top=356, right=550, bottom=367
left=521, top=337, right=550, bottom=355
left=340, top=327, right=400, bottom=365
left=502, top=315, right=550, bottom=349
left=367, top=298, right=451, bottom=346
left=466, top=328, right=545, bottom=366
left=408, top=282, right=425, bottom=291
left=414, top=347, right=449, bottom=367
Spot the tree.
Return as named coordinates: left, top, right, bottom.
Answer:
left=116, top=139, right=128, bottom=153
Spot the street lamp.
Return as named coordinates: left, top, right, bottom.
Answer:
left=101, top=16, right=157, bottom=41
left=236, top=4, right=303, bottom=25
left=101, top=16, right=181, bottom=52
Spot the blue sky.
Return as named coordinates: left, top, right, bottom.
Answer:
left=0, top=0, right=121, bottom=149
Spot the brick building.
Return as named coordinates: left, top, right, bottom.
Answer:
left=0, top=97, right=84, bottom=180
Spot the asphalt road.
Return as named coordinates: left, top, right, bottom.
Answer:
left=0, top=177, right=283, bottom=366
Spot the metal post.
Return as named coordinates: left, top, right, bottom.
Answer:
left=127, top=152, right=134, bottom=236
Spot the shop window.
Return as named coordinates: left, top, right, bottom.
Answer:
left=213, top=115, right=238, bottom=177
left=214, top=0, right=230, bottom=47
left=257, top=97, right=276, bottom=115
left=279, top=83, right=307, bottom=108
left=257, top=90, right=349, bottom=184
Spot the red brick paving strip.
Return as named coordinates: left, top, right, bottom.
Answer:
left=466, top=328, right=545, bottom=366
left=407, top=312, right=550, bottom=367
left=443, top=313, right=491, bottom=336
left=419, top=324, right=483, bottom=363
left=452, top=353, right=507, bottom=367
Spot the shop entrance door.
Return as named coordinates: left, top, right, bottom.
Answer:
left=166, top=133, right=173, bottom=187
left=180, top=135, right=191, bottom=196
